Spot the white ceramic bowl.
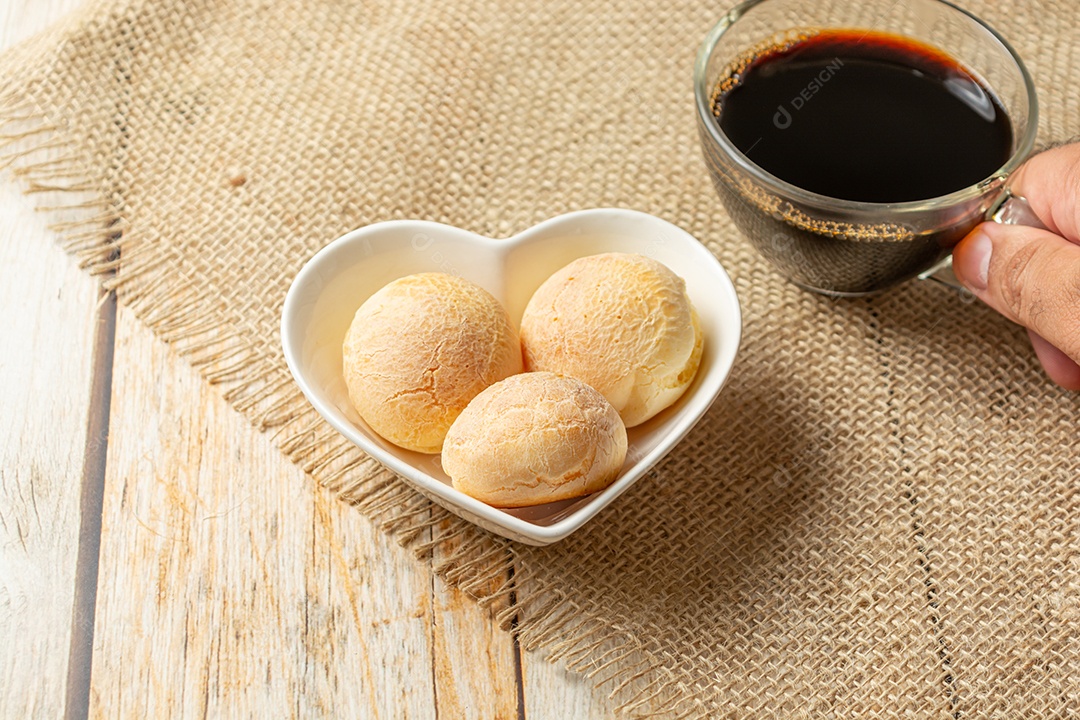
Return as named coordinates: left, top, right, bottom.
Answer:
left=281, top=209, right=741, bottom=545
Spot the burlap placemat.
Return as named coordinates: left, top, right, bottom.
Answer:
left=4, top=0, right=1079, bottom=715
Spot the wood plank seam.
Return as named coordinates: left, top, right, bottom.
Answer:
left=63, top=290, right=116, bottom=720
left=429, top=543, right=441, bottom=720
left=509, top=560, right=527, bottom=720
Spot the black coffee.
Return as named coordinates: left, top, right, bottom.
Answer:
left=712, top=30, right=1013, bottom=202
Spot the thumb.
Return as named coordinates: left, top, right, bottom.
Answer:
left=1027, top=329, right=1080, bottom=390
left=953, top=220, right=1080, bottom=372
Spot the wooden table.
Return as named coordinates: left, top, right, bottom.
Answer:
left=0, top=2, right=611, bottom=716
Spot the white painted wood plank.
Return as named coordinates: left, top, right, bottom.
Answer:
left=522, top=632, right=623, bottom=718
left=90, top=311, right=524, bottom=718
left=429, top=530, right=519, bottom=719
left=89, top=309, right=441, bottom=717
left=0, top=1, right=103, bottom=716
left=0, top=181, right=102, bottom=720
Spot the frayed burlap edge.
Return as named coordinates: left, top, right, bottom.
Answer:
left=0, top=85, right=702, bottom=718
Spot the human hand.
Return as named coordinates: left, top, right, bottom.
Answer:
left=953, top=143, right=1080, bottom=390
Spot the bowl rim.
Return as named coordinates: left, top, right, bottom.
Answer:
left=280, top=208, right=743, bottom=543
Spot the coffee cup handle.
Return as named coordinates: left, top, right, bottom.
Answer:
left=918, top=190, right=1047, bottom=291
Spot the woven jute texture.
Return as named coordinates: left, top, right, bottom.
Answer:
left=4, top=0, right=1079, bottom=715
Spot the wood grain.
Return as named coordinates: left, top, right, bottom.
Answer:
left=524, top=648, right=618, bottom=719
left=88, top=310, right=529, bottom=718
left=0, top=4, right=107, bottom=718
left=429, top=529, right=520, bottom=719
left=0, top=182, right=102, bottom=720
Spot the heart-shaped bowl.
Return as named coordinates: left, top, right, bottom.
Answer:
left=281, top=208, right=741, bottom=545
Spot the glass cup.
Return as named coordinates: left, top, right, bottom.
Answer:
left=694, top=0, right=1040, bottom=296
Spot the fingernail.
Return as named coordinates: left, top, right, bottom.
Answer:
left=961, top=231, right=992, bottom=291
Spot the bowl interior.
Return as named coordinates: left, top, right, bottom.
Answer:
left=282, top=209, right=741, bottom=543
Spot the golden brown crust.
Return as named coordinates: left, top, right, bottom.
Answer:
left=520, top=253, right=702, bottom=427
left=342, top=273, right=522, bottom=453
left=442, top=372, right=628, bottom=507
